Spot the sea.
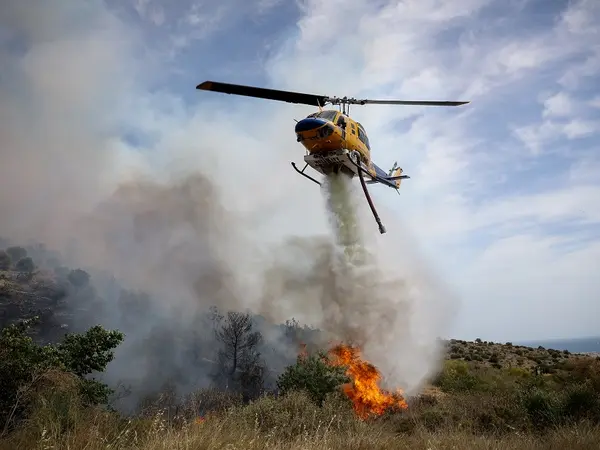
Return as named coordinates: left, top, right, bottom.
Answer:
left=514, top=336, right=600, bottom=354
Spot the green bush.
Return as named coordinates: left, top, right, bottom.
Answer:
left=507, top=367, right=530, bottom=379
left=521, top=388, right=562, bottom=430
left=276, top=351, right=349, bottom=406
left=564, top=359, right=600, bottom=392
left=561, top=383, right=600, bottom=422
left=433, top=360, right=484, bottom=393
left=0, top=318, right=123, bottom=432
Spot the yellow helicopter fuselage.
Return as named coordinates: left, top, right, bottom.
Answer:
left=295, top=110, right=367, bottom=153
left=295, top=109, right=375, bottom=173
left=293, top=109, right=406, bottom=187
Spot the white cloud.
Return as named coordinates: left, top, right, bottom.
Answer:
left=264, top=0, right=600, bottom=343
left=454, top=234, right=600, bottom=341
left=513, top=84, right=600, bottom=153
left=132, top=0, right=164, bottom=25
left=475, top=185, right=600, bottom=229
left=512, top=118, right=599, bottom=154
left=542, top=92, right=574, bottom=118
left=569, top=156, right=600, bottom=183
left=512, top=121, right=563, bottom=155
left=590, top=96, right=600, bottom=109
left=558, top=52, right=600, bottom=90
left=256, top=0, right=282, bottom=15
left=563, top=119, right=599, bottom=138
left=561, top=0, right=600, bottom=36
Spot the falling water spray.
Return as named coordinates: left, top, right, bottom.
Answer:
left=322, top=172, right=370, bottom=267
left=318, top=170, right=456, bottom=396
left=318, top=172, right=380, bottom=346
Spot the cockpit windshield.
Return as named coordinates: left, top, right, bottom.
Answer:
left=307, top=110, right=338, bottom=122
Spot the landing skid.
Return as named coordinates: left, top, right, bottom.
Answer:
left=347, top=152, right=386, bottom=234
left=291, top=162, right=321, bottom=186
left=291, top=150, right=387, bottom=235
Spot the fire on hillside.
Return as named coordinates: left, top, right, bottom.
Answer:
left=300, top=342, right=408, bottom=419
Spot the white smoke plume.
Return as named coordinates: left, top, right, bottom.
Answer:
left=259, top=173, right=458, bottom=394
left=0, top=0, right=457, bottom=399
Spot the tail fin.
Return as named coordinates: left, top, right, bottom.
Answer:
left=388, top=162, right=404, bottom=188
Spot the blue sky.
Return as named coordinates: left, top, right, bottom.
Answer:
left=1, top=0, right=599, bottom=344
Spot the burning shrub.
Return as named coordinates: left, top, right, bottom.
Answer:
left=277, top=343, right=409, bottom=420
left=276, top=347, right=349, bottom=406
left=328, top=344, right=408, bottom=419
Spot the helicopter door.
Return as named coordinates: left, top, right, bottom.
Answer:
left=336, top=115, right=347, bottom=140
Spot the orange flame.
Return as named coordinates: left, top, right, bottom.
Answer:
left=328, top=344, right=408, bottom=419
left=298, top=342, right=308, bottom=360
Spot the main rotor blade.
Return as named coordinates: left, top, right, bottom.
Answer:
left=359, top=99, right=469, bottom=106
left=196, top=81, right=329, bottom=107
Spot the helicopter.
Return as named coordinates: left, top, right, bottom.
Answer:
left=196, top=80, right=469, bottom=234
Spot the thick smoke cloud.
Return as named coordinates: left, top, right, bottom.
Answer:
left=0, top=0, right=457, bottom=403
left=0, top=0, right=146, bottom=247
left=75, top=174, right=241, bottom=314
left=259, top=174, right=458, bottom=393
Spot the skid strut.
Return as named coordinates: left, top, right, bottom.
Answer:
left=348, top=152, right=386, bottom=234
left=291, top=162, right=321, bottom=186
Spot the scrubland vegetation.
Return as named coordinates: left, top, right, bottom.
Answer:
left=1, top=242, right=600, bottom=449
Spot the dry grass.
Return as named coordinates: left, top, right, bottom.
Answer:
left=1, top=389, right=599, bottom=450
left=2, top=349, right=599, bottom=449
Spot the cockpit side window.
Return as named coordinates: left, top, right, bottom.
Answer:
left=356, top=122, right=371, bottom=149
